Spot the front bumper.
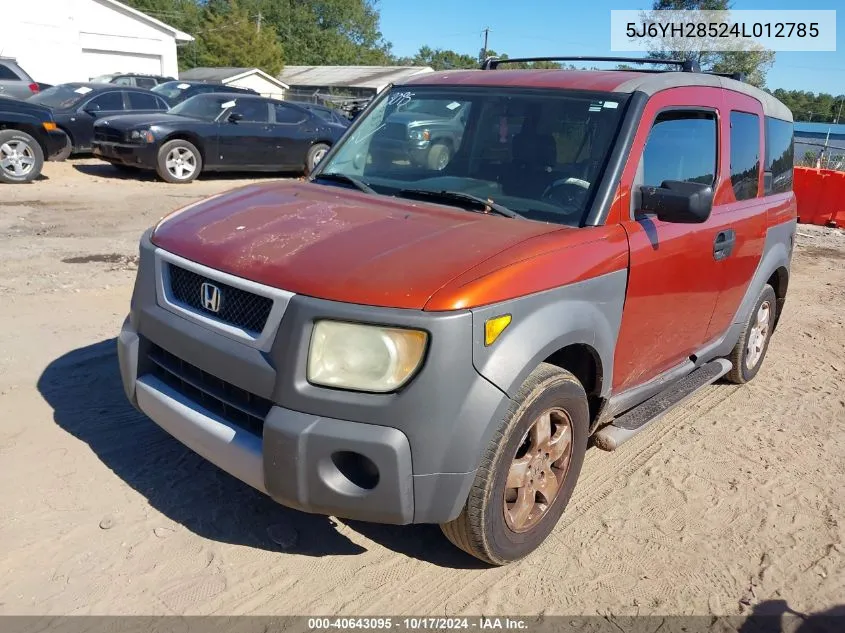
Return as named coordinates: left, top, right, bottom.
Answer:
left=117, top=231, right=512, bottom=525
left=44, top=129, right=69, bottom=160
left=92, top=140, right=157, bottom=168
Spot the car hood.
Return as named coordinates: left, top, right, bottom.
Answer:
left=150, top=181, right=568, bottom=310
left=96, top=113, right=201, bottom=128
left=387, top=111, right=455, bottom=127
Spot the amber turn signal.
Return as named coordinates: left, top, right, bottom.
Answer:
left=484, top=314, right=512, bottom=346
left=42, top=122, right=58, bottom=131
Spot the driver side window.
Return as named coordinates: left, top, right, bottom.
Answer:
left=86, top=92, right=124, bottom=112
left=639, top=111, right=717, bottom=188
left=231, top=99, right=270, bottom=123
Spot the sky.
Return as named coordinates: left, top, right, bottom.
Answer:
left=378, top=0, right=843, bottom=94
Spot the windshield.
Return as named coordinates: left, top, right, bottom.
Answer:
left=168, top=94, right=235, bottom=119
left=152, top=82, right=185, bottom=101
left=314, top=86, right=629, bottom=226
left=90, top=74, right=115, bottom=83
left=28, top=84, right=92, bottom=110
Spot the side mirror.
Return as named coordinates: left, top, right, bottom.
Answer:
left=227, top=112, right=244, bottom=123
left=82, top=104, right=100, bottom=115
left=639, top=180, right=713, bottom=224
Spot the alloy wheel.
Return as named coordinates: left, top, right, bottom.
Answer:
left=165, top=147, right=197, bottom=180
left=504, top=408, right=573, bottom=533
left=0, top=140, right=36, bottom=179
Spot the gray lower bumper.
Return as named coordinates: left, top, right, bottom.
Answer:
left=117, top=317, right=468, bottom=525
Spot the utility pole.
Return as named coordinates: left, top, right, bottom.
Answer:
left=481, top=27, right=490, bottom=61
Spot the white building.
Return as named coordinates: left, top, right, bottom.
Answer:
left=179, top=67, right=289, bottom=100
left=2, top=0, right=193, bottom=86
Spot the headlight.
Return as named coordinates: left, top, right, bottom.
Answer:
left=307, top=321, right=428, bottom=392
left=130, top=129, right=155, bottom=143
left=408, top=129, right=431, bottom=142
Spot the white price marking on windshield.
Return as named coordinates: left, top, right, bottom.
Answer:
left=446, top=102, right=462, bottom=110
left=177, top=83, right=190, bottom=89
left=603, top=101, right=619, bottom=109
left=75, top=87, right=93, bottom=94
left=221, top=100, right=236, bottom=108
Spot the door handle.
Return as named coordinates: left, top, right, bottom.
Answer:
left=713, top=229, right=736, bottom=261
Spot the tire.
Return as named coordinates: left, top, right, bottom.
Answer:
left=440, top=363, right=589, bottom=565
left=426, top=142, right=451, bottom=171
left=724, top=284, right=777, bottom=384
left=306, top=143, right=330, bottom=174
left=0, top=129, right=45, bottom=184
left=156, top=139, right=202, bottom=184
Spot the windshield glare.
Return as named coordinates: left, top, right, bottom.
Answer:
left=152, top=82, right=183, bottom=100
left=168, top=94, right=234, bottom=119
left=28, top=85, right=90, bottom=110
left=316, top=87, right=628, bottom=226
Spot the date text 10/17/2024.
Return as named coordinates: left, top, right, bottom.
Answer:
left=307, top=617, right=530, bottom=630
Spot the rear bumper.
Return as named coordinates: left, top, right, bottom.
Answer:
left=92, top=140, right=157, bottom=168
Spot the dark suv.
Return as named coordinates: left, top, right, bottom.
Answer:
left=90, top=73, right=176, bottom=89
left=0, top=96, right=69, bottom=183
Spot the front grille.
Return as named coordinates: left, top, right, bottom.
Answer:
left=147, top=343, right=272, bottom=436
left=383, top=122, right=408, bottom=140
left=168, top=264, right=273, bottom=333
left=95, top=127, right=124, bottom=143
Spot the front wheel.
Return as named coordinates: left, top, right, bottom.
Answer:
left=156, top=139, right=202, bottom=183
left=440, top=363, right=589, bottom=565
left=0, top=129, right=44, bottom=184
left=306, top=143, right=330, bottom=175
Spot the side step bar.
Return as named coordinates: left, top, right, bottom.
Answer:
left=593, top=359, right=732, bottom=451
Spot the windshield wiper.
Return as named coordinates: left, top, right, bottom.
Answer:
left=311, top=172, right=376, bottom=194
left=396, top=189, right=523, bottom=219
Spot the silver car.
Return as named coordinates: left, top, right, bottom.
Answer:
left=0, top=58, right=40, bottom=100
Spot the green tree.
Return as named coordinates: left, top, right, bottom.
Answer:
left=643, top=0, right=775, bottom=87
left=407, top=46, right=478, bottom=70
left=234, top=0, right=394, bottom=65
left=195, top=0, right=285, bottom=75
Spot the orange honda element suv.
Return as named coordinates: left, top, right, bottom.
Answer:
left=118, top=56, right=796, bottom=564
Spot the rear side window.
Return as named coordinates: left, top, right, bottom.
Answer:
left=641, top=111, right=717, bottom=187
left=274, top=103, right=307, bottom=124
left=136, top=77, right=157, bottom=89
left=114, top=76, right=133, bottom=86
left=0, top=63, right=21, bottom=80
left=729, top=111, right=760, bottom=201
left=127, top=91, right=162, bottom=110
left=765, top=116, right=794, bottom=194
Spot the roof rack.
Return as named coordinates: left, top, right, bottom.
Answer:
left=480, top=56, right=701, bottom=73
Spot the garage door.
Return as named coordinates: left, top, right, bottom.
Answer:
left=81, top=49, right=163, bottom=80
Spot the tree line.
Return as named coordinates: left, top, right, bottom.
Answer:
left=122, top=0, right=581, bottom=76
left=124, top=0, right=839, bottom=123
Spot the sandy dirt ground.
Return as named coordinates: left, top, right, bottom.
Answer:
left=0, top=159, right=843, bottom=617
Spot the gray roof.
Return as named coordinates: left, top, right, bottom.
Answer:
left=615, top=72, right=793, bottom=121
left=278, top=65, right=434, bottom=90
left=179, top=67, right=252, bottom=82
left=404, top=69, right=792, bottom=121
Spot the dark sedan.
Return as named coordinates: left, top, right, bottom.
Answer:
left=28, top=83, right=170, bottom=155
left=91, top=93, right=348, bottom=183
left=151, top=80, right=257, bottom=106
